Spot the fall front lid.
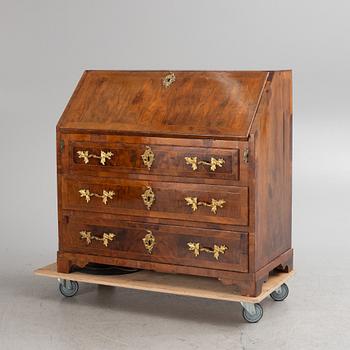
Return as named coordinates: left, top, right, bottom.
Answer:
left=57, top=70, right=269, bottom=139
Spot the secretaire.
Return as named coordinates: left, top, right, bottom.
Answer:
left=56, top=70, right=293, bottom=296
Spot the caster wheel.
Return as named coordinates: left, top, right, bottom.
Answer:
left=270, top=283, right=289, bottom=301
left=241, top=303, right=263, bottom=323
left=59, top=280, right=79, bottom=297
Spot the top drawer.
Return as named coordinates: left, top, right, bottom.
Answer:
left=59, top=134, right=248, bottom=182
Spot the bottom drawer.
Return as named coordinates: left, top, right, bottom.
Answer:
left=60, top=215, right=248, bottom=272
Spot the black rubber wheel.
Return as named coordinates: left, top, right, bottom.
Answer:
left=270, top=283, right=289, bottom=301
left=59, top=280, right=79, bottom=297
left=242, top=303, right=263, bottom=323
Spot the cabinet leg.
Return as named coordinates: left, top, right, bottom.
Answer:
left=275, top=255, right=293, bottom=273
left=236, top=274, right=269, bottom=297
left=57, top=253, right=91, bottom=273
left=57, top=255, right=73, bottom=273
left=255, top=273, right=269, bottom=296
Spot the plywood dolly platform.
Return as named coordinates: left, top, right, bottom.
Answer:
left=34, top=264, right=294, bottom=323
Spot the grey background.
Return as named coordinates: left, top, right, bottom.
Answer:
left=1, top=1, right=349, bottom=349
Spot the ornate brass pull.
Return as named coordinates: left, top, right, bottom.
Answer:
left=80, top=231, right=116, bottom=247
left=141, top=146, right=155, bottom=170
left=79, top=189, right=115, bottom=205
left=142, top=230, right=156, bottom=254
left=187, top=242, right=228, bottom=260
left=141, top=186, right=155, bottom=210
left=184, top=157, right=225, bottom=171
left=185, top=197, right=225, bottom=214
left=77, top=150, right=113, bottom=165
left=162, top=72, right=176, bottom=88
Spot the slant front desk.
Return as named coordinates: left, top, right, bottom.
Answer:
left=56, top=70, right=293, bottom=296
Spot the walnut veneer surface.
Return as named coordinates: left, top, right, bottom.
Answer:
left=56, top=70, right=293, bottom=296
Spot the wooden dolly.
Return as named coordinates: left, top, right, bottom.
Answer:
left=34, top=264, right=294, bottom=323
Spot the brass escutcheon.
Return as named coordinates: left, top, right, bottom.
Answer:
left=141, top=146, right=155, bottom=170
left=162, top=72, right=176, bottom=88
left=143, top=230, right=156, bottom=254
left=141, top=186, right=155, bottom=210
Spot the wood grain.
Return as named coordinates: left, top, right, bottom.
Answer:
left=250, top=71, right=293, bottom=270
left=57, top=71, right=268, bottom=140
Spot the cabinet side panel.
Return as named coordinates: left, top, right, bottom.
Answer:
left=251, top=71, right=292, bottom=270
left=56, top=130, right=65, bottom=252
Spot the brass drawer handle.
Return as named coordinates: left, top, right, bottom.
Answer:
left=77, top=150, right=113, bottom=165
left=162, top=72, right=176, bottom=88
left=185, top=197, right=225, bottom=214
left=184, top=156, right=225, bottom=171
left=79, top=189, right=115, bottom=205
left=141, top=186, right=155, bottom=210
left=80, top=230, right=116, bottom=247
left=187, top=242, right=228, bottom=260
left=142, top=229, right=156, bottom=254
left=141, top=146, right=155, bottom=170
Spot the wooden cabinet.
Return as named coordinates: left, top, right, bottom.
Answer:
left=56, top=70, right=293, bottom=296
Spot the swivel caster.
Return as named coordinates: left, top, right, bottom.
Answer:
left=270, top=283, right=289, bottom=302
left=58, top=279, right=79, bottom=297
left=241, top=302, right=263, bottom=323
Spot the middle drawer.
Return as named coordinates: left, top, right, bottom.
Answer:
left=61, top=176, right=249, bottom=226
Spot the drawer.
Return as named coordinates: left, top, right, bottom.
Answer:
left=60, top=216, right=249, bottom=272
left=61, top=176, right=249, bottom=226
left=63, top=137, right=243, bottom=181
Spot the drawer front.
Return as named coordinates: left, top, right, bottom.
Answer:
left=61, top=177, right=248, bottom=226
left=60, top=217, right=248, bottom=272
left=68, top=141, right=240, bottom=180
